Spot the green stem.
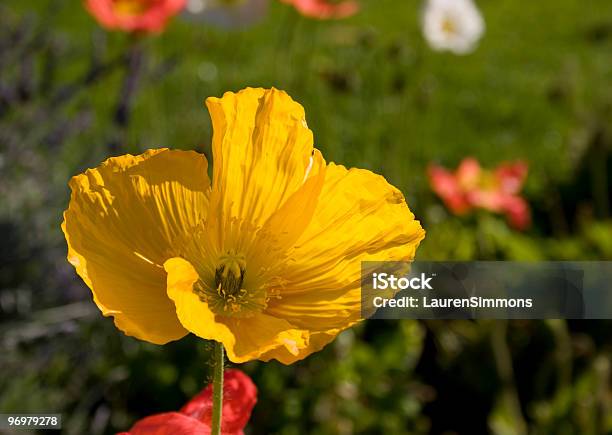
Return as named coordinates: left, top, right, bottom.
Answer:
left=211, top=341, right=225, bottom=435
left=546, top=319, right=572, bottom=391
left=489, top=320, right=528, bottom=435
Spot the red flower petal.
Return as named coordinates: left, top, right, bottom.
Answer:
left=119, top=370, right=257, bottom=435
left=428, top=164, right=471, bottom=214
left=180, top=369, right=257, bottom=435
left=501, top=195, right=531, bottom=231
left=428, top=158, right=530, bottom=230
left=455, top=158, right=481, bottom=188
left=85, top=0, right=186, bottom=33
left=495, top=161, right=528, bottom=195
left=124, top=412, right=211, bottom=435
left=281, top=0, right=359, bottom=19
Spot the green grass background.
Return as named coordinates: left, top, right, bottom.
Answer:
left=2, top=0, right=612, bottom=433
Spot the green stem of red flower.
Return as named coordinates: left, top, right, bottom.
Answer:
left=211, top=341, right=225, bottom=435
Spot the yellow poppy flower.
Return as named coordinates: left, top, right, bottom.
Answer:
left=62, top=88, right=425, bottom=364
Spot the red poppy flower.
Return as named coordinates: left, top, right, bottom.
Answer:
left=280, top=0, right=359, bottom=19
left=117, top=369, right=257, bottom=435
left=85, top=0, right=187, bottom=33
left=428, top=158, right=530, bottom=230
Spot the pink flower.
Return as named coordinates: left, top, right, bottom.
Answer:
left=280, top=0, right=359, bottom=19
left=85, top=0, right=187, bottom=33
left=428, top=158, right=530, bottom=230
left=118, top=369, right=257, bottom=435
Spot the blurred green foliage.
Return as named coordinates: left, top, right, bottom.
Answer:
left=2, top=0, right=612, bottom=433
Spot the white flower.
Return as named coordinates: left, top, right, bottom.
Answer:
left=422, top=0, right=485, bottom=55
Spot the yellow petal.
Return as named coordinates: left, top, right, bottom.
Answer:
left=266, top=164, right=425, bottom=331
left=62, top=149, right=211, bottom=344
left=217, top=314, right=309, bottom=364
left=165, top=257, right=308, bottom=363
left=258, top=329, right=340, bottom=365
left=164, top=257, right=235, bottom=344
left=260, top=149, right=327, bottom=251
left=205, top=88, right=321, bottom=234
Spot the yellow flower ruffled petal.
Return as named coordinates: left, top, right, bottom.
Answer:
left=258, top=329, right=341, bottom=365
left=265, top=163, right=425, bottom=334
left=206, top=88, right=322, bottom=231
left=165, top=257, right=308, bottom=363
left=62, top=149, right=210, bottom=344
left=259, top=149, right=327, bottom=250
left=62, top=88, right=425, bottom=364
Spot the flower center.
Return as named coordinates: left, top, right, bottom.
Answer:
left=441, top=17, right=457, bottom=35
left=215, top=251, right=246, bottom=298
left=112, top=0, right=152, bottom=16
left=193, top=250, right=270, bottom=317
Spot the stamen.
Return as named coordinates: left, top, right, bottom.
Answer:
left=441, top=17, right=457, bottom=35
left=214, top=250, right=246, bottom=297
left=192, top=250, right=271, bottom=317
